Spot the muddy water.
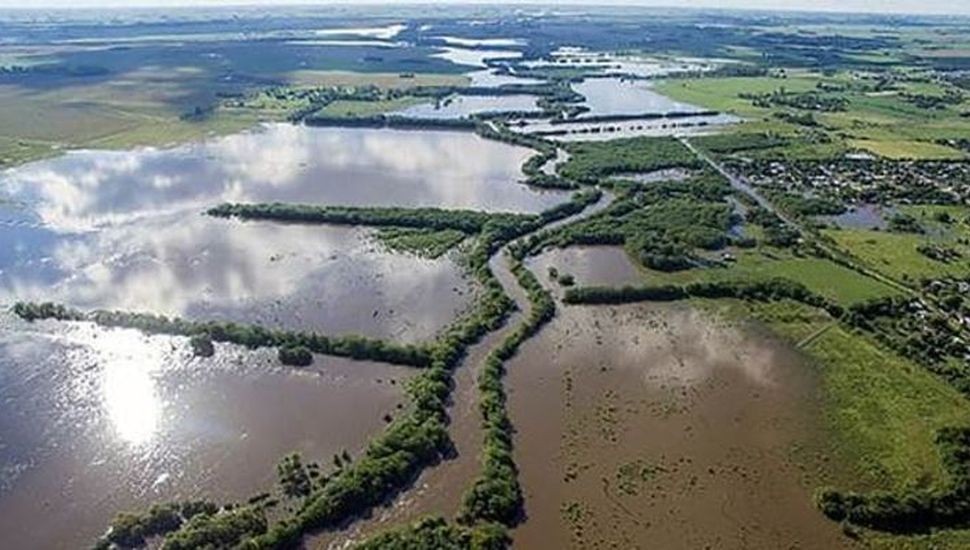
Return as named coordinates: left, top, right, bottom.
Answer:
left=507, top=302, right=848, bottom=549
left=0, top=313, right=414, bottom=549
left=527, top=245, right=642, bottom=295
left=309, top=193, right=615, bottom=548
left=1, top=212, right=471, bottom=342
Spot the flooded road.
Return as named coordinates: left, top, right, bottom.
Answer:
left=0, top=313, right=414, bottom=549
left=507, top=302, right=848, bottom=549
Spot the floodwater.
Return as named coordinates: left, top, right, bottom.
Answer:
left=432, top=46, right=523, bottom=68
left=0, top=212, right=472, bottom=342
left=0, top=124, right=560, bottom=218
left=0, top=312, right=414, bottom=549
left=507, top=302, right=849, bottom=549
left=390, top=94, right=539, bottom=119
left=572, top=77, right=704, bottom=117
left=514, top=113, right=740, bottom=142
left=819, top=203, right=895, bottom=230
left=0, top=123, right=571, bottom=339
left=526, top=245, right=642, bottom=295
left=466, top=68, right=543, bottom=88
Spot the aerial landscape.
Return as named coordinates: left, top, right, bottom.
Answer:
left=2, top=0, right=970, bottom=548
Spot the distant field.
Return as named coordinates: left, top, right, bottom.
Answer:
left=656, top=74, right=969, bottom=160
left=287, top=70, right=469, bottom=89
left=318, top=96, right=425, bottom=117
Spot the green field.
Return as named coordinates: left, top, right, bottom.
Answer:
left=641, top=246, right=900, bottom=305
left=824, top=215, right=970, bottom=283
left=317, top=96, right=425, bottom=118
left=656, top=74, right=970, bottom=160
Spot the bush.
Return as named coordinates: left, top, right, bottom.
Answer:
left=278, top=346, right=313, bottom=367
left=189, top=334, right=215, bottom=358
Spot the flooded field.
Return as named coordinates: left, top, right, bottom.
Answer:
left=515, top=114, right=740, bottom=141
left=0, top=124, right=560, bottom=217
left=0, top=313, right=413, bottom=549
left=390, top=94, right=540, bottom=119
left=573, top=77, right=704, bottom=117
left=819, top=203, right=896, bottom=230
left=1, top=212, right=472, bottom=341
left=526, top=245, right=642, bottom=294
left=507, top=302, right=848, bottom=549
left=0, top=123, right=572, bottom=339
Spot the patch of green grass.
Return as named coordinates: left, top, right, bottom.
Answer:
left=317, top=96, right=424, bottom=118
left=643, top=247, right=899, bottom=305
left=805, top=326, right=970, bottom=492
left=824, top=226, right=970, bottom=282
left=847, top=139, right=963, bottom=159
left=375, top=227, right=467, bottom=258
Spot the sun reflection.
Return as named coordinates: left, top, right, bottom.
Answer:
left=86, top=327, right=163, bottom=445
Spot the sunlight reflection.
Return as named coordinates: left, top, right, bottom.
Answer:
left=88, top=327, right=163, bottom=445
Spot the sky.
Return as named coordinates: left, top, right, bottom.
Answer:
left=0, top=0, right=968, bottom=16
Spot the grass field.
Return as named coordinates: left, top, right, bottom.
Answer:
left=808, top=325, right=970, bottom=492
left=656, top=73, right=970, bottom=160
left=317, top=96, right=425, bottom=117
left=641, top=246, right=900, bottom=305
left=824, top=220, right=970, bottom=283
left=704, top=298, right=970, bottom=494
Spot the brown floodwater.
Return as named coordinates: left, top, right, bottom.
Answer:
left=507, top=302, right=850, bottom=549
left=527, top=245, right=641, bottom=290
left=0, top=312, right=415, bottom=549
left=309, top=194, right=616, bottom=548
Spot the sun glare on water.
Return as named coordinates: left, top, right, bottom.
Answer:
left=90, top=328, right=164, bottom=445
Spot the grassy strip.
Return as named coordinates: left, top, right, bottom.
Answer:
left=207, top=203, right=515, bottom=234
left=376, top=227, right=467, bottom=258
left=562, top=278, right=844, bottom=317
left=12, top=302, right=429, bottom=367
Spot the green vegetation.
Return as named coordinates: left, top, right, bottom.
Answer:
left=208, top=202, right=520, bottom=234
left=12, top=302, right=430, bottom=367
left=376, top=227, right=467, bottom=258
left=356, top=517, right=508, bottom=549
left=558, top=136, right=701, bottom=183
left=816, top=427, right=970, bottom=533
left=188, top=334, right=215, bottom=358
left=96, top=500, right=219, bottom=548
left=641, top=248, right=900, bottom=305
left=563, top=277, right=843, bottom=317
left=278, top=345, right=313, bottom=367
left=520, top=173, right=736, bottom=272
